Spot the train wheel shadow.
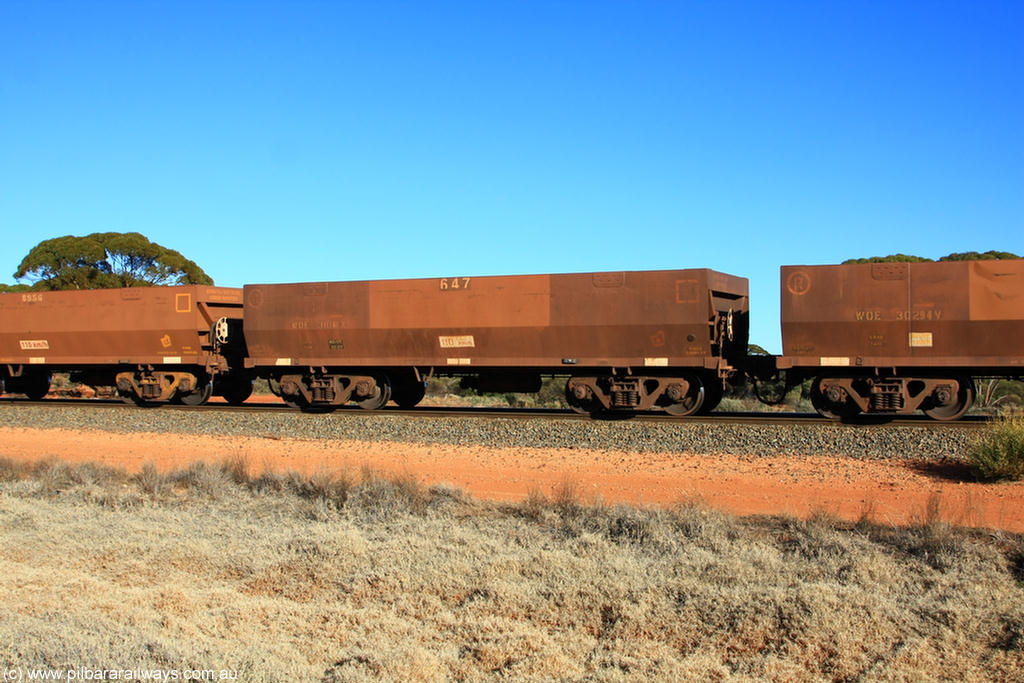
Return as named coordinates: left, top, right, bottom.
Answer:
left=591, top=411, right=637, bottom=421
left=840, top=415, right=896, bottom=426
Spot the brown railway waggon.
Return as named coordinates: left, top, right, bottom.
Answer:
left=242, top=269, right=749, bottom=415
left=778, top=259, right=1024, bottom=420
left=0, top=286, right=250, bottom=405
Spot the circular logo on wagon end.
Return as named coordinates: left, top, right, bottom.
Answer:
left=247, top=288, right=264, bottom=307
left=786, top=271, right=811, bottom=296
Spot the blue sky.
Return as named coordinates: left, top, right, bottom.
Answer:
left=1, top=1, right=1021, bottom=351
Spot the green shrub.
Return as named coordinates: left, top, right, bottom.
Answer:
left=969, top=416, right=1024, bottom=480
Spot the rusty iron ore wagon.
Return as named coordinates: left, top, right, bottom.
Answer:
left=241, top=269, right=750, bottom=415
left=0, top=286, right=250, bottom=405
left=777, top=259, right=1024, bottom=420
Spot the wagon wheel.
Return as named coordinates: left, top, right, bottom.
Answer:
left=22, top=373, right=51, bottom=401
left=177, top=381, right=213, bottom=406
left=564, top=380, right=600, bottom=415
left=753, top=373, right=794, bottom=406
left=923, top=377, right=975, bottom=421
left=356, top=375, right=392, bottom=411
left=810, top=377, right=860, bottom=420
left=697, top=378, right=724, bottom=415
left=391, top=380, right=426, bottom=409
left=220, top=378, right=254, bottom=406
left=661, top=376, right=705, bottom=417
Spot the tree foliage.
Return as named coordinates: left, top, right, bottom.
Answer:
left=844, top=250, right=1019, bottom=265
left=939, top=250, right=1020, bottom=262
left=747, top=343, right=772, bottom=356
left=0, top=283, right=31, bottom=293
left=10, top=232, right=213, bottom=290
left=842, top=254, right=932, bottom=264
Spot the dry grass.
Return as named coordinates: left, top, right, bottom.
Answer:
left=1, top=456, right=1023, bottom=682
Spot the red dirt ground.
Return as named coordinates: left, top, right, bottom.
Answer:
left=2, top=424, right=1022, bottom=532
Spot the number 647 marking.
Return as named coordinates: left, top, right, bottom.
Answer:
left=439, top=277, right=471, bottom=291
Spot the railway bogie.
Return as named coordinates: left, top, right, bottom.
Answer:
left=806, top=374, right=977, bottom=420
left=267, top=371, right=392, bottom=412
left=565, top=372, right=714, bottom=416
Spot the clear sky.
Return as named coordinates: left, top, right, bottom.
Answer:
left=1, top=1, right=1021, bottom=351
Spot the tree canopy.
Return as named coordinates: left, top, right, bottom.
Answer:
left=843, top=250, right=1019, bottom=264
left=939, top=250, right=1020, bottom=262
left=842, top=254, right=932, bottom=264
left=4, top=232, right=213, bottom=291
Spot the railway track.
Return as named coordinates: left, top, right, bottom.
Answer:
left=0, top=395, right=991, bottom=429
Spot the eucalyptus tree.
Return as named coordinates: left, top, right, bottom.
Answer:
left=7, top=232, right=212, bottom=290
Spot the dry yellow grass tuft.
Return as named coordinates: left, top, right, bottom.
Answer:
left=1, top=456, right=1023, bottom=682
